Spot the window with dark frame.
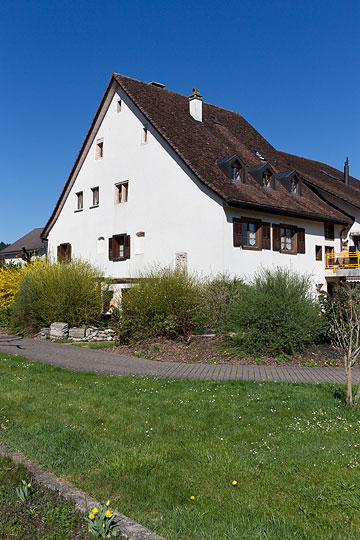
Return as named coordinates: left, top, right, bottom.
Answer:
left=91, top=187, right=99, bottom=206
left=280, top=226, right=296, bottom=252
left=233, top=218, right=271, bottom=250
left=108, top=234, right=130, bottom=261
left=76, top=191, right=83, bottom=210
left=272, top=224, right=305, bottom=254
left=315, top=245, right=322, bottom=261
left=324, top=223, right=335, bottom=240
left=115, top=181, right=128, bottom=204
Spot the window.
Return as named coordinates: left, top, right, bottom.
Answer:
left=57, top=243, right=71, bottom=262
left=117, top=99, right=122, bottom=112
left=91, top=187, right=99, bottom=207
left=272, top=224, right=305, bottom=254
left=315, top=245, right=322, bottom=261
left=115, top=181, right=128, bottom=204
left=141, top=127, right=148, bottom=144
left=231, top=163, right=242, bottom=182
left=76, top=191, right=83, bottom=210
left=95, top=139, right=104, bottom=159
left=291, top=179, right=299, bottom=194
left=262, top=171, right=272, bottom=188
left=233, top=218, right=271, bottom=250
left=324, top=223, right=335, bottom=240
left=108, top=234, right=130, bottom=261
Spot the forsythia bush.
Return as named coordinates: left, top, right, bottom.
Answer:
left=0, top=265, right=24, bottom=309
left=12, top=259, right=110, bottom=330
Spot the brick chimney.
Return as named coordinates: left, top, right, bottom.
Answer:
left=189, top=88, right=202, bottom=122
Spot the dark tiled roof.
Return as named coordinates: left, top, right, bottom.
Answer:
left=113, top=74, right=351, bottom=223
left=0, top=228, right=45, bottom=256
left=278, top=151, right=360, bottom=209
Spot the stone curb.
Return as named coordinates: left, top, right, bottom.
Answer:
left=0, top=444, right=165, bottom=540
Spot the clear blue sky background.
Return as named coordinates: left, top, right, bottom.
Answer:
left=1, top=0, right=359, bottom=243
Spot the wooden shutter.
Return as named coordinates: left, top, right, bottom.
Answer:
left=57, top=245, right=62, bottom=262
left=272, top=224, right=281, bottom=251
left=262, top=222, right=271, bottom=250
left=233, top=219, right=243, bottom=247
left=297, top=228, right=305, bottom=254
left=66, top=243, right=72, bottom=259
left=108, top=237, right=113, bottom=260
left=124, top=234, right=131, bottom=260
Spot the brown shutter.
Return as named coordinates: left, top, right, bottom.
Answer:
left=57, top=245, right=61, bottom=262
left=124, top=234, right=131, bottom=259
left=233, top=219, right=243, bottom=247
left=108, top=238, right=113, bottom=260
left=297, top=228, right=305, bottom=254
left=272, top=224, right=281, bottom=251
left=66, top=243, right=72, bottom=259
left=262, top=222, right=271, bottom=249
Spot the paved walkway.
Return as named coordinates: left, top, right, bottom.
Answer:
left=0, top=334, right=357, bottom=384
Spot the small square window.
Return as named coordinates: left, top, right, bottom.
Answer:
left=115, top=181, right=128, bottom=204
left=231, top=164, right=242, bottom=182
left=291, top=179, right=299, bottom=194
left=117, top=99, right=122, bottom=112
left=95, top=140, right=104, bottom=159
left=76, top=191, right=83, bottom=210
left=91, top=187, right=99, bottom=206
left=315, top=245, right=322, bottom=261
left=263, top=172, right=272, bottom=188
left=109, top=234, right=130, bottom=261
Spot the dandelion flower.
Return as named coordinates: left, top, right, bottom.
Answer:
left=105, top=510, right=113, bottom=518
left=232, top=480, right=238, bottom=486
left=27, top=483, right=31, bottom=488
left=89, top=513, right=95, bottom=520
left=190, top=495, right=195, bottom=500
left=5, top=420, right=9, bottom=423
left=92, top=507, right=99, bottom=515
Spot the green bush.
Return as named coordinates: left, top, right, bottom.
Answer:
left=12, top=259, right=110, bottom=331
left=221, top=268, right=324, bottom=355
left=117, top=266, right=206, bottom=340
left=201, top=274, right=246, bottom=332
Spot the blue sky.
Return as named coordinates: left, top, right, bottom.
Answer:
left=1, top=0, right=359, bottom=243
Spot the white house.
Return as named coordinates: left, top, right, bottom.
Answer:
left=42, top=74, right=360, bottom=295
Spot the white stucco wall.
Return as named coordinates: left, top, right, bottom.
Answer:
left=47, top=86, right=340, bottom=291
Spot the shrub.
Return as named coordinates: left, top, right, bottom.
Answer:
left=12, top=259, right=109, bottom=331
left=0, top=264, right=24, bottom=309
left=117, top=266, right=206, bottom=340
left=221, top=267, right=324, bottom=355
left=201, top=274, right=246, bottom=332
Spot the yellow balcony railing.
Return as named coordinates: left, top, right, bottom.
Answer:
left=325, top=251, right=360, bottom=272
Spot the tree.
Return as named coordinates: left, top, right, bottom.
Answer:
left=0, top=241, right=10, bottom=251
left=326, top=286, right=360, bottom=405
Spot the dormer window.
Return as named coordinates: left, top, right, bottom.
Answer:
left=262, top=171, right=272, bottom=188
left=231, top=163, right=242, bottom=183
left=216, top=154, right=245, bottom=183
left=291, top=178, right=299, bottom=194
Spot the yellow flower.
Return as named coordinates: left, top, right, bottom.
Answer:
left=232, top=480, right=238, bottom=486
left=92, top=507, right=99, bottom=515
left=89, top=513, right=95, bottom=520
left=105, top=510, right=113, bottom=518
left=106, top=500, right=110, bottom=506
left=5, top=420, right=9, bottom=423
left=27, top=483, right=31, bottom=488
left=190, top=495, right=195, bottom=500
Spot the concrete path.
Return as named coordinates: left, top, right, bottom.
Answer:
left=0, top=334, right=358, bottom=384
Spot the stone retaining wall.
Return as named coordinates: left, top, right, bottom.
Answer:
left=40, top=322, right=117, bottom=342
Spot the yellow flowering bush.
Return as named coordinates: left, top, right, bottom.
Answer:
left=0, top=265, right=24, bottom=309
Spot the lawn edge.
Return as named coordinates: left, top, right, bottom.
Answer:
left=0, top=443, right=165, bottom=540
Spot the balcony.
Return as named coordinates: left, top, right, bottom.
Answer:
left=325, top=251, right=360, bottom=274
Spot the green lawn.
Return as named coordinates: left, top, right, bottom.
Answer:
left=1, top=352, right=360, bottom=540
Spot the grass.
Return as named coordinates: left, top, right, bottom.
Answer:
left=72, top=341, right=120, bottom=349
left=1, top=352, right=360, bottom=539
left=0, top=454, right=92, bottom=539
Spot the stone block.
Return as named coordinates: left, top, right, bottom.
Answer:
left=40, top=327, right=50, bottom=340
left=50, top=322, right=69, bottom=340
left=69, top=327, right=86, bottom=339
